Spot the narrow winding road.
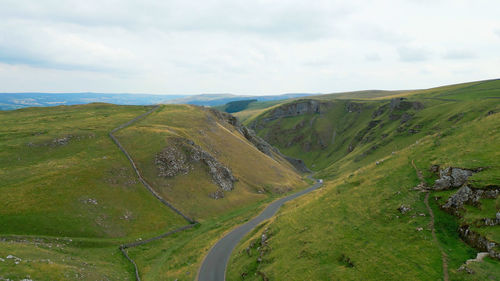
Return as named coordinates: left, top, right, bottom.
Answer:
left=197, top=180, right=323, bottom=281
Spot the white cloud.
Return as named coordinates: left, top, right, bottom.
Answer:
left=398, top=46, right=431, bottom=62
left=365, top=53, right=381, bottom=62
left=443, top=50, right=476, bottom=60
left=0, top=0, right=499, bottom=94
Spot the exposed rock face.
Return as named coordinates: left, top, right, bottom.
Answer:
left=155, top=138, right=236, bottom=195
left=442, top=185, right=480, bottom=214
left=345, top=102, right=363, bottom=113
left=241, top=126, right=277, bottom=157
left=459, top=225, right=500, bottom=259
left=282, top=156, right=311, bottom=173
left=156, top=145, right=190, bottom=177
left=207, top=107, right=310, bottom=173
left=250, top=100, right=325, bottom=127
left=390, top=98, right=424, bottom=111
left=434, top=167, right=474, bottom=190
left=477, top=213, right=500, bottom=227
left=429, top=164, right=500, bottom=261
left=270, top=100, right=321, bottom=119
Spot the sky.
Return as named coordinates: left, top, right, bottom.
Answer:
left=0, top=0, right=499, bottom=95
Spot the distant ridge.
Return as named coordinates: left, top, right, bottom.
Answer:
left=0, top=92, right=317, bottom=110
left=164, top=93, right=317, bottom=106
left=0, top=92, right=185, bottom=110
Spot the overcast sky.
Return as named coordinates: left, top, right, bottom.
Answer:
left=0, top=0, right=499, bottom=95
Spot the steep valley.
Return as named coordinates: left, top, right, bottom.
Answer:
left=1, top=79, right=499, bottom=281
left=228, top=79, right=500, bottom=280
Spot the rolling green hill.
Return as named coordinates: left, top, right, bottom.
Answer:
left=0, top=103, right=306, bottom=280
left=228, top=79, right=500, bottom=280
left=2, top=79, right=499, bottom=280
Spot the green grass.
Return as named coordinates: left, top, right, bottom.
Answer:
left=228, top=79, right=500, bottom=280
left=127, top=193, right=282, bottom=280
left=113, top=104, right=305, bottom=221
left=0, top=237, right=132, bottom=280
left=0, top=103, right=306, bottom=280
left=0, top=103, right=186, bottom=238
left=2, top=79, right=500, bottom=280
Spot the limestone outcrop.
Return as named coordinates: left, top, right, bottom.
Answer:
left=156, top=138, right=236, bottom=197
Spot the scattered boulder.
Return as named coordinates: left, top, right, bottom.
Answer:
left=397, top=205, right=411, bottom=214
left=433, top=167, right=474, bottom=190
left=347, top=144, right=355, bottom=153
left=466, top=252, right=489, bottom=265
left=85, top=198, right=98, bottom=205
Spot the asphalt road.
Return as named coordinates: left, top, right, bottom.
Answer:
left=197, top=180, right=323, bottom=281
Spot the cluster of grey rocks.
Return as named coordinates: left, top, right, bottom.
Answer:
left=155, top=138, right=236, bottom=199
left=429, top=165, right=500, bottom=261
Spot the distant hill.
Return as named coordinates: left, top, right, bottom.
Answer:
left=164, top=93, right=316, bottom=106
left=0, top=92, right=317, bottom=111
left=0, top=92, right=186, bottom=110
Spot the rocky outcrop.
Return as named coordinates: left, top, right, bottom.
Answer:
left=442, top=185, right=480, bottom=215
left=282, top=156, right=311, bottom=173
left=206, top=107, right=277, bottom=157
left=459, top=225, right=500, bottom=259
left=476, top=212, right=500, bottom=227
left=441, top=182, right=498, bottom=216
left=345, top=102, right=363, bottom=113
left=155, top=138, right=236, bottom=196
left=433, top=167, right=474, bottom=190
left=240, top=126, right=277, bottom=157
left=425, top=164, right=500, bottom=261
left=390, top=98, right=424, bottom=111
left=250, top=100, right=325, bottom=128
left=269, top=100, right=321, bottom=119
left=207, top=107, right=311, bottom=173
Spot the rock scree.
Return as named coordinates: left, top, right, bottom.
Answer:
left=155, top=138, right=236, bottom=197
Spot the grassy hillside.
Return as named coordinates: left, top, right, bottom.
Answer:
left=113, top=104, right=304, bottom=220
left=0, top=103, right=186, bottom=238
left=0, top=102, right=306, bottom=280
left=228, top=79, right=500, bottom=280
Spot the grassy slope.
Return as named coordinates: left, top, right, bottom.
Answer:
left=0, top=103, right=193, bottom=280
left=1, top=103, right=307, bottom=280
left=228, top=79, right=500, bottom=280
left=110, top=104, right=309, bottom=280
left=113, top=104, right=304, bottom=221
left=232, top=100, right=284, bottom=123
left=0, top=103, right=186, bottom=238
